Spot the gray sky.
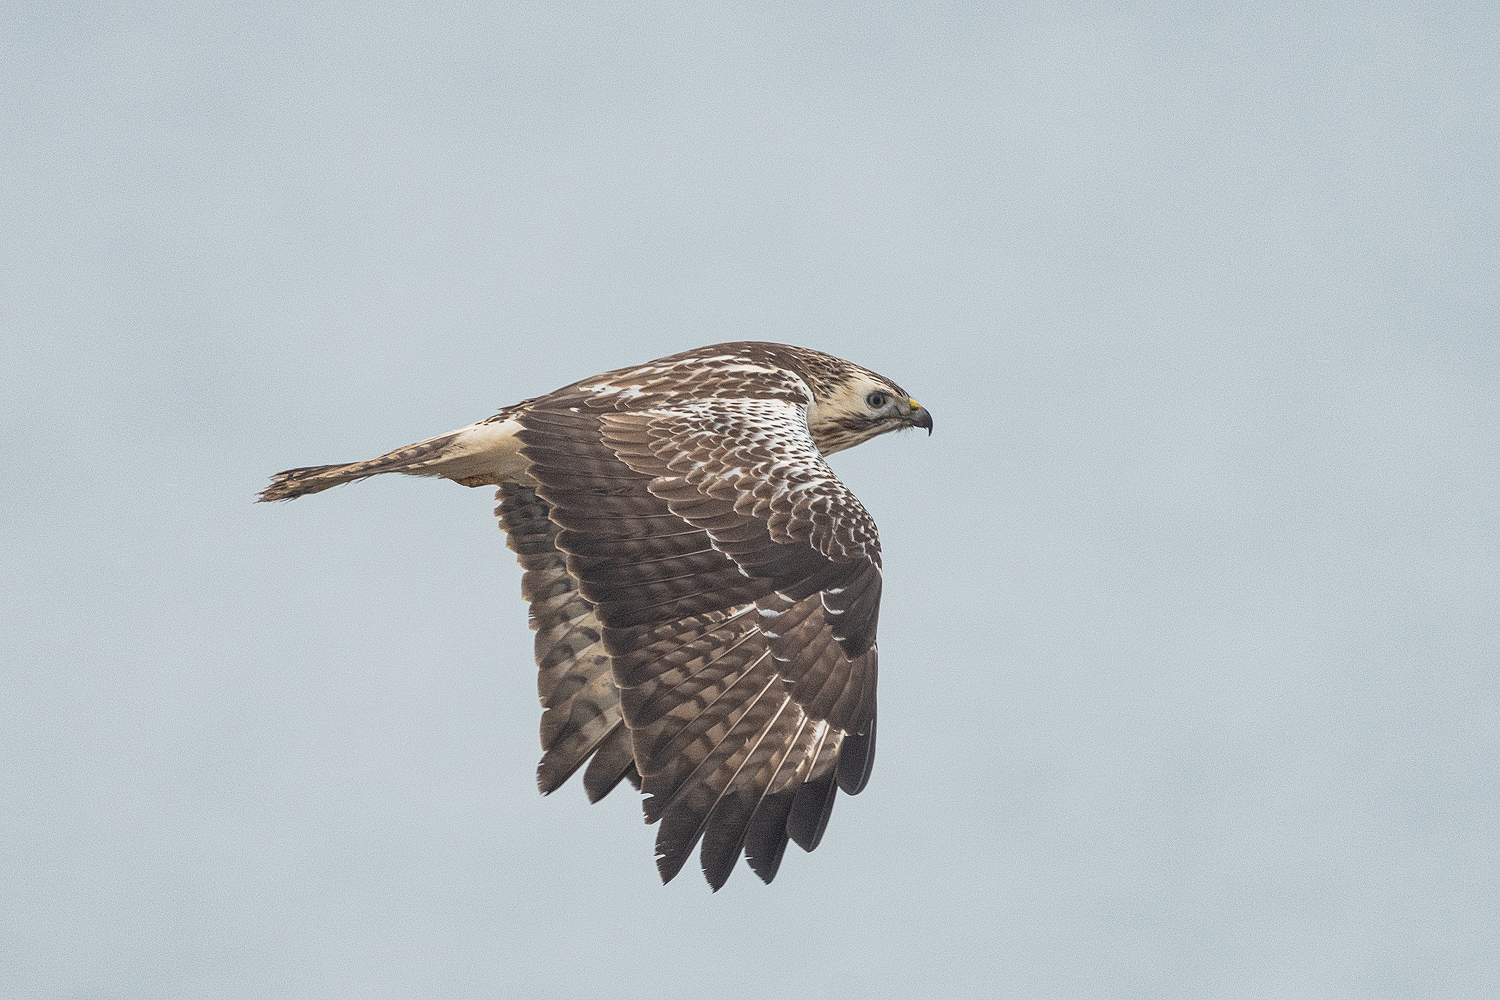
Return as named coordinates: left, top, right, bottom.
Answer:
left=4, top=4, right=1497, bottom=998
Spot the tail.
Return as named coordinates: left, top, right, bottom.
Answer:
left=257, top=417, right=526, bottom=502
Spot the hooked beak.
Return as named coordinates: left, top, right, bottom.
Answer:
left=907, top=401, right=933, bottom=435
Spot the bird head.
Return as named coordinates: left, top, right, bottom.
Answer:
left=805, top=370, right=933, bottom=456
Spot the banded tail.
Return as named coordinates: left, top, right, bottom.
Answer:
left=257, top=417, right=527, bottom=502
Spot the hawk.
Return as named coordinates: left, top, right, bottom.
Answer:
left=259, top=342, right=932, bottom=888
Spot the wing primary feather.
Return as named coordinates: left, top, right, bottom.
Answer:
left=620, top=618, right=765, bottom=732
left=582, top=722, right=638, bottom=803
left=742, top=714, right=814, bottom=884
left=634, top=645, right=773, bottom=789
left=787, top=727, right=842, bottom=852
left=536, top=699, right=624, bottom=795
left=498, top=482, right=632, bottom=803
left=639, top=647, right=776, bottom=808
left=652, top=669, right=783, bottom=884
left=835, top=716, right=876, bottom=795
left=698, top=696, right=801, bottom=890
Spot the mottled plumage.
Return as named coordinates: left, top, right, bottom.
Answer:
left=259, top=342, right=932, bottom=888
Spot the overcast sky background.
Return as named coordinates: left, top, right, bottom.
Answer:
left=4, top=4, right=1497, bottom=998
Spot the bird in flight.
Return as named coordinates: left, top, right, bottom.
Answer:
left=259, top=342, right=932, bottom=888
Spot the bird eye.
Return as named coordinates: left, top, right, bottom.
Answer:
left=865, top=392, right=889, bottom=409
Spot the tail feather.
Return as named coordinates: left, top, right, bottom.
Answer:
left=256, top=462, right=382, bottom=502
left=257, top=416, right=527, bottom=502
left=257, top=433, right=462, bottom=502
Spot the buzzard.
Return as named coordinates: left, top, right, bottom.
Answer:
left=259, top=342, right=932, bottom=888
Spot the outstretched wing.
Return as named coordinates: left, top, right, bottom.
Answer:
left=513, top=385, right=881, bottom=889
left=496, top=482, right=639, bottom=802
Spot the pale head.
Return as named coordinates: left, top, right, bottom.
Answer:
left=802, top=365, right=933, bottom=456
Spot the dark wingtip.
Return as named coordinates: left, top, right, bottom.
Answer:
left=835, top=719, right=877, bottom=795
left=655, top=850, right=686, bottom=885
left=787, top=771, right=839, bottom=852
left=704, top=861, right=732, bottom=892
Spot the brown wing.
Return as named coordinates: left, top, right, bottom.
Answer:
left=496, top=482, right=639, bottom=802
left=514, top=393, right=880, bottom=889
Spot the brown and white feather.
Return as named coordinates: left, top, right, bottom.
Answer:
left=260, top=341, right=928, bottom=889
